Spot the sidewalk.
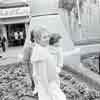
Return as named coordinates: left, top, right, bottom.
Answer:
left=0, top=46, right=23, bottom=65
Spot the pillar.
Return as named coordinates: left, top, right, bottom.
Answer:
left=25, top=23, right=29, bottom=41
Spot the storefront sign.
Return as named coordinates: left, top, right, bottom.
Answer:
left=0, top=7, right=30, bottom=18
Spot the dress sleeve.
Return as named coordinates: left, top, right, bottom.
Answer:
left=57, top=47, right=63, bottom=67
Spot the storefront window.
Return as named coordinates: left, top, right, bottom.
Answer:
left=6, top=23, right=26, bottom=47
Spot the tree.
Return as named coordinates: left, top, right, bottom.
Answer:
left=59, top=0, right=76, bottom=41
left=59, top=0, right=85, bottom=41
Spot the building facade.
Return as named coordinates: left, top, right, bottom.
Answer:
left=1, top=0, right=100, bottom=47
left=0, top=1, right=30, bottom=47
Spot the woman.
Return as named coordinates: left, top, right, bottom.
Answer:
left=30, top=26, right=66, bottom=100
left=49, top=33, right=63, bottom=74
left=18, top=31, right=35, bottom=91
left=1, top=35, right=6, bottom=52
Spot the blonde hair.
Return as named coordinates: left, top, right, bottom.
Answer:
left=33, top=26, right=49, bottom=44
left=24, top=25, right=49, bottom=49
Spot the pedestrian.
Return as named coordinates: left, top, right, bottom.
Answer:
left=0, top=36, right=3, bottom=57
left=29, top=26, right=66, bottom=100
left=14, top=31, right=18, bottom=46
left=19, top=31, right=24, bottom=45
left=1, top=35, right=6, bottom=52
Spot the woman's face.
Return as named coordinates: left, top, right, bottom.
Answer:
left=40, top=32, right=50, bottom=46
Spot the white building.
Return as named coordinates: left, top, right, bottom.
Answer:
left=0, top=0, right=30, bottom=46
left=0, top=0, right=100, bottom=48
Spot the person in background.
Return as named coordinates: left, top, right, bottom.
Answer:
left=1, top=35, right=6, bottom=52
left=14, top=31, right=18, bottom=46
left=49, top=33, right=63, bottom=74
left=0, top=35, right=2, bottom=48
left=19, top=31, right=24, bottom=45
left=0, top=35, right=2, bottom=55
left=17, top=31, right=21, bottom=46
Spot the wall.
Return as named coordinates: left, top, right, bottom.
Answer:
left=31, top=0, right=59, bottom=16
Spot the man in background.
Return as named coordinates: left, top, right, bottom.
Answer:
left=14, top=31, right=19, bottom=46
left=1, top=35, right=6, bottom=52
left=19, top=31, right=24, bottom=45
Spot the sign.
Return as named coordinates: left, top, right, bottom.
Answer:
left=0, top=7, right=30, bottom=18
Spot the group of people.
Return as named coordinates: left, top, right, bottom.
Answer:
left=14, top=31, right=25, bottom=46
left=19, top=26, right=66, bottom=100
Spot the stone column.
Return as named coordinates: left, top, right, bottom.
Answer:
left=25, top=23, right=29, bottom=34
left=25, top=23, right=29, bottom=43
left=2, top=25, right=7, bottom=38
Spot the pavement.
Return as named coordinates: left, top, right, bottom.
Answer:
left=0, top=46, right=23, bottom=66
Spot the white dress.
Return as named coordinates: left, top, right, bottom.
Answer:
left=31, top=44, right=66, bottom=100
left=48, top=46, right=63, bottom=73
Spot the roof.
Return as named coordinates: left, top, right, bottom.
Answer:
left=0, top=0, right=30, bottom=8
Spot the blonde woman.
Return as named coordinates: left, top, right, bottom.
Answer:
left=30, top=26, right=66, bottom=100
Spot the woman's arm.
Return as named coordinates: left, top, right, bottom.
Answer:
left=17, top=46, right=30, bottom=63
left=57, top=48, right=63, bottom=70
left=23, top=46, right=35, bottom=90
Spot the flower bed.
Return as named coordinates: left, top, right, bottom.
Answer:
left=0, top=62, right=100, bottom=100
left=60, top=69, right=100, bottom=100
left=81, top=53, right=99, bottom=74
left=0, top=63, right=35, bottom=100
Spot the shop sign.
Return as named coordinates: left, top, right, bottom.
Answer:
left=0, top=7, right=30, bottom=18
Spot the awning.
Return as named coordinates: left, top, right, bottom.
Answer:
left=0, top=16, right=29, bottom=24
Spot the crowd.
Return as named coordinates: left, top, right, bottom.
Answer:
left=14, top=31, right=25, bottom=46
left=0, top=31, right=25, bottom=54
left=7, top=31, right=25, bottom=47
